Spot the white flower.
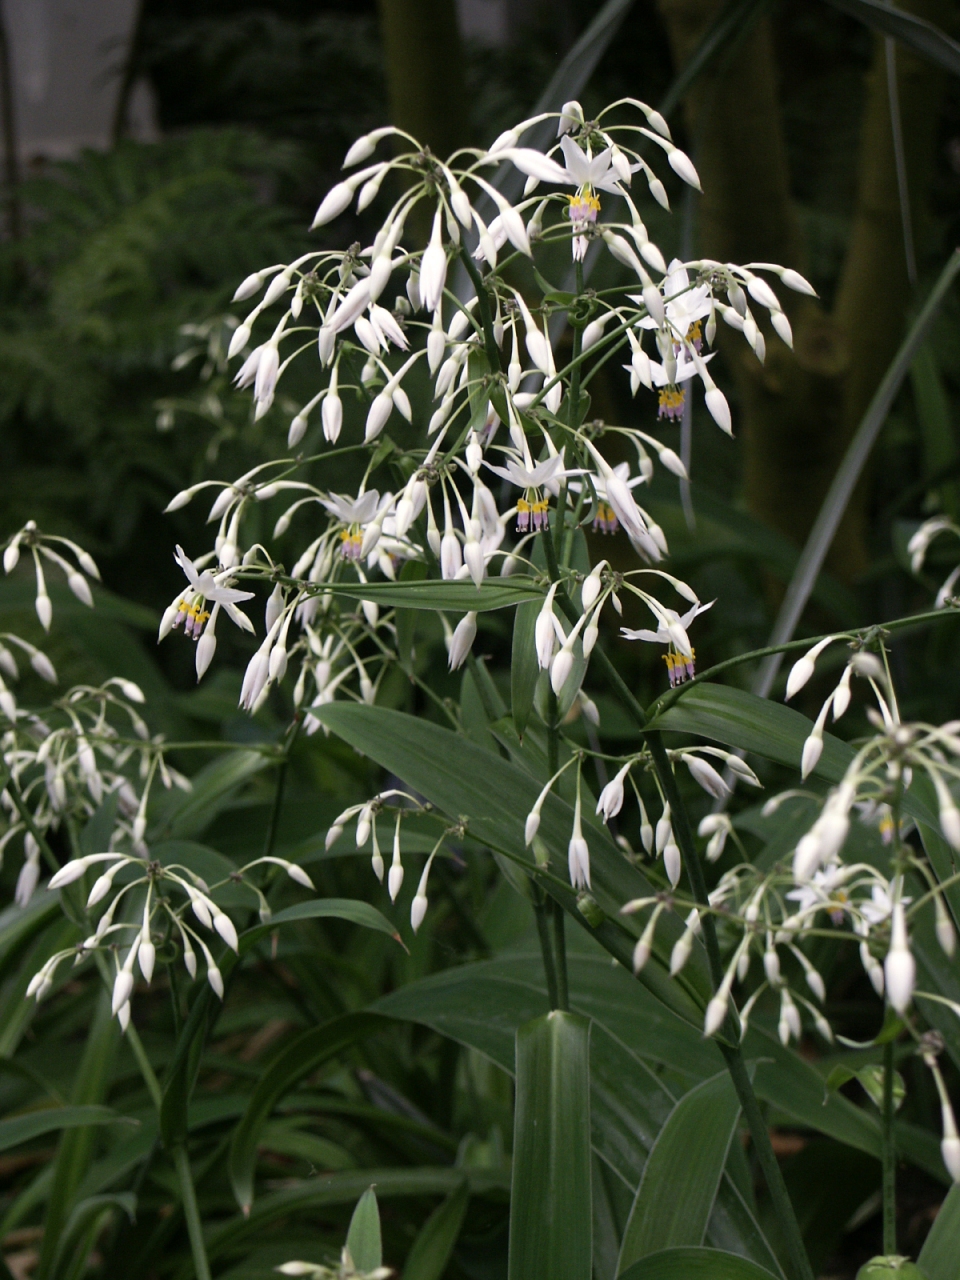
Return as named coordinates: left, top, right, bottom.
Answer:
left=596, top=763, right=631, bottom=822
left=159, top=547, right=255, bottom=644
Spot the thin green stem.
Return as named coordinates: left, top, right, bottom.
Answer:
left=173, top=1143, right=212, bottom=1280
left=0, top=762, right=59, bottom=874
left=533, top=886, right=560, bottom=1010
left=882, top=1036, right=897, bottom=1255
left=458, top=247, right=502, bottom=372
left=126, top=1021, right=163, bottom=1111
left=552, top=901, right=569, bottom=1012
left=645, top=605, right=959, bottom=721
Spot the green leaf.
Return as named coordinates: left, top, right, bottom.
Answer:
left=228, top=1011, right=389, bottom=1213
left=824, top=1064, right=904, bottom=1113
left=346, top=1186, right=382, bottom=1272
left=917, top=1181, right=960, bottom=1280
left=650, top=684, right=854, bottom=783
left=154, top=747, right=272, bottom=841
left=314, top=702, right=712, bottom=1020
left=511, top=598, right=540, bottom=739
left=823, top=0, right=960, bottom=77
left=321, top=577, right=544, bottom=612
left=396, top=558, right=429, bottom=669
left=205, top=1168, right=508, bottom=1264
left=618, top=1070, right=742, bottom=1270
left=403, top=1181, right=470, bottom=1280
left=49, top=1192, right=136, bottom=1278
left=241, top=899, right=401, bottom=952
left=619, top=1246, right=780, bottom=1280
left=509, top=1011, right=592, bottom=1280
left=0, top=1105, right=134, bottom=1153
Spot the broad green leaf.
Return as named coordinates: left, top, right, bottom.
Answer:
left=508, top=1012, right=592, bottom=1280
left=618, top=1071, right=742, bottom=1270
left=0, top=1105, right=134, bottom=1153
left=241, top=898, right=401, bottom=952
left=619, top=1246, right=780, bottom=1280
left=314, top=702, right=712, bottom=1019
left=917, top=1181, right=960, bottom=1280
left=650, top=684, right=854, bottom=783
left=321, top=577, right=543, bottom=612
left=396, top=558, right=428, bottom=669
left=228, top=1011, right=390, bottom=1212
left=375, top=946, right=779, bottom=1271
left=346, top=1186, right=382, bottom=1272
left=823, top=0, right=960, bottom=77
left=403, top=1181, right=470, bottom=1280
left=154, top=747, right=272, bottom=841
left=511, top=598, right=540, bottom=739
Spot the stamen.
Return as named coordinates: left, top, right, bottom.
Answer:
left=339, top=529, right=364, bottom=561
left=658, top=386, right=686, bottom=421
left=592, top=501, right=619, bottom=535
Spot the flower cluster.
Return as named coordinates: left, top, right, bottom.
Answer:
left=159, top=98, right=808, bottom=735
left=34, top=843, right=313, bottom=1030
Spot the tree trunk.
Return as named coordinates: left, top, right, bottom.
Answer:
left=377, top=0, right=467, bottom=158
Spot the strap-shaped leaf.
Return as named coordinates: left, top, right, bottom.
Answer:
left=0, top=1105, right=134, bottom=1153
left=618, top=1070, right=742, bottom=1270
left=228, top=1011, right=390, bottom=1213
left=321, top=577, right=543, bottom=612
left=917, top=1182, right=960, bottom=1280
left=823, top=0, right=960, bottom=77
left=241, top=899, right=401, bottom=951
left=403, top=1181, right=470, bottom=1280
left=511, top=598, right=540, bottom=739
left=620, top=1246, right=780, bottom=1280
left=650, top=684, right=853, bottom=782
left=314, top=701, right=712, bottom=1018
left=508, top=1012, right=592, bottom=1280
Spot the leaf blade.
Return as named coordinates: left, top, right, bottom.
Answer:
left=509, top=1011, right=592, bottom=1280
left=618, top=1070, right=742, bottom=1270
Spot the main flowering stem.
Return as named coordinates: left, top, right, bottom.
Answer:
left=539, top=523, right=814, bottom=1280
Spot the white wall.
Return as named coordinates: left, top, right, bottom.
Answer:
left=3, top=0, right=156, bottom=161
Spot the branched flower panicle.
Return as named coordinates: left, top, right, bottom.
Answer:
left=157, top=97, right=807, bottom=741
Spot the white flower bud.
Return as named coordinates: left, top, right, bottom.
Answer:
left=208, top=965, right=224, bottom=999
left=884, top=903, right=915, bottom=1014
left=936, top=896, right=956, bottom=957
left=663, top=842, right=681, bottom=887
left=36, top=593, right=52, bottom=632
left=704, top=993, right=728, bottom=1037
left=139, top=938, right=156, bottom=984
left=311, top=182, right=354, bottom=228
left=596, top=764, right=630, bottom=822
left=447, top=612, right=477, bottom=671
left=214, top=911, right=239, bottom=953
left=112, top=969, right=135, bottom=1015
left=800, top=730, right=823, bottom=780
left=684, top=755, right=730, bottom=799
left=525, top=809, right=541, bottom=846
left=704, top=386, right=732, bottom=435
